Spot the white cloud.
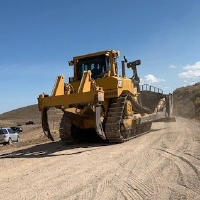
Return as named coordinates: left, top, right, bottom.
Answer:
left=169, top=65, right=176, bottom=69
left=141, top=74, right=165, bottom=84
left=183, top=62, right=200, bottom=70
left=179, top=70, right=200, bottom=79
left=179, top=62, right=200, bottom=79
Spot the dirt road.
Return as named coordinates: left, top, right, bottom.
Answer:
left=0, top=118, right=200, bottom=200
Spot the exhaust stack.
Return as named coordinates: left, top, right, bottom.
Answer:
left=121, top=61, right=126, bottom=77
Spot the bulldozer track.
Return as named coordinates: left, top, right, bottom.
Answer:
left=105, top=94, right=152, bottom=143
left=59, top=94, right=152, bottom=143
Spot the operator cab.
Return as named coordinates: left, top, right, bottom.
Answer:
left=77, top=55, right=111, bottom=80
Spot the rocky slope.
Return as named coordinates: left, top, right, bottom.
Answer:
left=173, top=82, right=200, bottom=119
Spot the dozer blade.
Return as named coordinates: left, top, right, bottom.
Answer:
left=152, top=94, right=176, bottom=123
left=41, top=108, right=54, bottom=141
left=164, top=116, right=176, bottom=122
left=139, top=92, right=176, bottom=123
left=154, top=116, right=176, bottom=122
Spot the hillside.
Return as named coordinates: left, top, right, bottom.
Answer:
left=173, top=82, right=200, bottom=119
left=0, top=82, right=199, bottom=127
left=0, top=105, right=63, bottom=127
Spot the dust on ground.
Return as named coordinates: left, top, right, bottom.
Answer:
left=0, top=118, right=200, bottom=200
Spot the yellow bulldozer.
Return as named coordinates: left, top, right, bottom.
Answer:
left=38, top=50, right=174, bottom=143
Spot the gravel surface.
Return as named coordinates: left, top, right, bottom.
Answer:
left=0, top=118, right=200, bottom=200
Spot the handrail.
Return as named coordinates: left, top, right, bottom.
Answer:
left=140, top=84, right=163, bottom=94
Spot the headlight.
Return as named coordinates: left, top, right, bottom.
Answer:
left=118, top=80, right=122, bottom=88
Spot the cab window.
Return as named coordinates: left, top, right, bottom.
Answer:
left=77, top=55, right=110, bottom=80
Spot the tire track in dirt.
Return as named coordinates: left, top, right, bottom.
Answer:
left=185, top=121, right=200, bottom=159
left=128, top=177, right=154, bottom=197
left=110, top=131, right=167, bottom=199
left=159, top=148, right=200, bottom=179
left=92, top=151, right=147, bottom=199
left=157, top=148, right=200, bottom=194
left=131, top=128, right=171, bottom=199
left=120, top=182, right=143, bottom=200
left=1, top=118, right=200, bottom=200
left=61, top=133, right=163, bottom=200
left=112, top=133, right=166, bottom=199
left=144, top=152, right=170, bottom=199
left=165, top=181, right=200, bottom=199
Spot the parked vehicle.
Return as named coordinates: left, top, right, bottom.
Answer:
left=0, top=128, right=19, bottom=145
left=25, top=121, right=34, bottom=125
left=10, top=126, right=23, bottom=133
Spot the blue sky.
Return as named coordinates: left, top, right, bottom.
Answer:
left=0, top=0, right=200, bottom=114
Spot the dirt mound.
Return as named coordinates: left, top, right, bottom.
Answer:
left=0, top=105, right=63, bottom=126
left=173, top=82, right=200, bottom=119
